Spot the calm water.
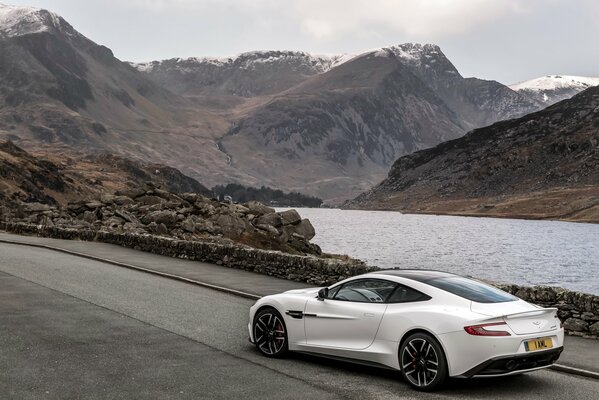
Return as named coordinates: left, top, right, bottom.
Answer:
left=288, top=208, right=599, bottom=295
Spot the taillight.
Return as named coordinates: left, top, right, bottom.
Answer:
left=464, top=322, right=511, bottom=336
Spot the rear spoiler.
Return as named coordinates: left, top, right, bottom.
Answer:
left=469, top=307, right=558, bottom=324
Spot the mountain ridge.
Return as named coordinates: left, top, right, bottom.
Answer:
left=346, top=85, right=599, bottom=222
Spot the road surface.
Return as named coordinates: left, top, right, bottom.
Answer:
left=1, top=242, right=598, bottom=399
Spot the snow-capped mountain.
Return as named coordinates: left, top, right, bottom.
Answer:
left=131, top=51, right=356, bottom=97
left=0, top=3, right=69, bottom=37
left=510, top=75, right=599, bottom=106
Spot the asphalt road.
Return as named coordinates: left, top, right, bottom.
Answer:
left=1, top=242, right=598, bottom=400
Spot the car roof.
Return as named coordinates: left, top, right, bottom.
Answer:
left=370, top=269, right=461, bottom=283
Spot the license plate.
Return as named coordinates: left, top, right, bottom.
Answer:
left=525, top=337, right=553, bottom=352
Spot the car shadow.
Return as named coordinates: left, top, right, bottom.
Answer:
left=282, top=350, right=546, bottom=395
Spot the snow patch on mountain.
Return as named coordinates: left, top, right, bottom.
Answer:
left=133, top=50, right=356, bottom=74
left=510, top=75, right=599, bottom=106
left=510, top=75, right=599, bottom=92
left=0, top=3, right=62, bottom=37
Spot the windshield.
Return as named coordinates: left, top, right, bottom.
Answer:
left=426, top=276, right=517, bottom=303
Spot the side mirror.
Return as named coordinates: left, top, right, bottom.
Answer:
left=317, top=287, right=329, bottom=301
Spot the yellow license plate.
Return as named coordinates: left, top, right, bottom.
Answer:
left=525, top=337, right=553, bottom=352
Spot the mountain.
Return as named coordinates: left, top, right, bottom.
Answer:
left=217, top=44, right=541, bottom=202
left=0, top=3, right=236, bottom=188
left=510, top=75, right=599, bottom=107
left=346, top=86, right=599, bottom=223
left=0, top=4, right=548, bottom=203
left=136, top=44, right=541, bottom=202
left=132, top=51, right=355, bottom=98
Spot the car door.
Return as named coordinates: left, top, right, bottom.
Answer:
left=304, top=279, right=396, bottom=350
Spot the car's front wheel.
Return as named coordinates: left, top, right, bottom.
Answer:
left=253, top=307, right=289, bottom=358
left=400, top=332, right=448, bottom=391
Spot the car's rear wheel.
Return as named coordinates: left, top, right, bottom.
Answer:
left=253, top=308, right=288, bottom=358
left=400, top=332, right=448, bottom=391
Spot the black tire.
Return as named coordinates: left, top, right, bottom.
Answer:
left=253, top=307, right=289, bottom=358
left=399, top=332, right=448, bottom=391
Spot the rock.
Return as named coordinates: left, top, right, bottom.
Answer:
left=195, top=220, right=215, bottom=234
left=141, top=210, right=178, bottom=227
left=589, top=321, right=599, bottom=334
left=245, top=201, right=275, bottom=216
left=278, top=209, right=301, bottom=225
left=115, top=209, right=138, bottom=224
left=179, top=193, right=200, bottom=203
left=85, top=201, right=104, bottom=210
left=255, top=213, right=283, bottom=227
left=230, top=204, right=250, bottom=214
left=115, top=187, right=146, bottom=199
left=194, top=201, right=217, bottom=216
left=136, top=195, right=165, bottom=206
left=82, top=211, right=97, bottom=224
left=563, top=318, right=589, bottom=332
left=155, top=223, right=169, bottom=235
left=293, top=219, right=315, bottom=240
left=101, top=194, right=133, bottom=205
left=23, top=202, right=54, bottom=212
left=255, top=223, right=279, bottom=235
left=181, top=217, right=196, bottom=233
left=214, top=214, right=247, bottom=237
left=113, top=195, right=134, bottom=206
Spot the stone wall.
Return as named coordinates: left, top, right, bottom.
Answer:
left=494, top=283, right=599, bottom=339
left=2, top=222, right=597, bottom=339
left=0, top=222, right=375, bottom=286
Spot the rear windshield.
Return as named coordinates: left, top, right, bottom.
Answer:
left=427, top=276, right=517, bottom=303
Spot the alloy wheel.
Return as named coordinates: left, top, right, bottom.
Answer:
left=254, top=310, right=287, bottom=356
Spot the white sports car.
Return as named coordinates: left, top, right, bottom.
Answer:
left=248, top=270, right=564, bottom=391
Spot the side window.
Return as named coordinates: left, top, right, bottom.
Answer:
left=325, top=285, right=341, bottom=299
left=387, top=284, right=431, bottom=303
left=333, top=279, right=397, bottom=303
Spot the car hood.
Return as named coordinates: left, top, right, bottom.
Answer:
left=283, top=287, right=321, bottom=295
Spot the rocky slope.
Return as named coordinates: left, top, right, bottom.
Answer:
left=0, top=4, right=235, bottom=188
left=510, top=75, right=599, bottom=107
left=0, top=140, right=210, bottom=207
left=1, top=184, right=321, bottom=255
left=347, top=86, right=599, bottom=223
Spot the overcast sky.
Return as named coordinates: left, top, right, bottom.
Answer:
left=6, top=0, right=599, bottom=84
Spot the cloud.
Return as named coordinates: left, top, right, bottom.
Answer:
left=292, top=0, right=546, bottom=40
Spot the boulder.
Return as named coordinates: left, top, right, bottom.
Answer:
left=85, top=201, right=104, bottom=210
left=181, top=217, right=196, bottom=233
left=214, top=214, right=247, bottom=237
left=101, top=194, right=133, bottom=206
left=255, top=213, right=283, bottom=227
left=293, top=219, right=315, bottom=240
left=278, top=209, right=301, bottom=225
left=141, top=210, right=178, bottom=227
left=563, top=317, right=589, bottom=332
left=115, top=187, right=146, bottom=199
left=82, top=211, right=97, bottom=224
left=136, top=195, right=165, bottom=206
left=115, top=209, right=138, bottom=224
left=255, top=223, right=279, bottom=235
left=245, top=201, right=275, bottom=216
left=23, top=202, right=54, bottom=212
left=589, top=321, right=599, bottom=335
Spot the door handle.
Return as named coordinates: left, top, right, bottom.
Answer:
left=364, top=313, right=375, bottom=317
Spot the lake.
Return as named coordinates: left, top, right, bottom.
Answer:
left=289, top=208, right=599, bottom=295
